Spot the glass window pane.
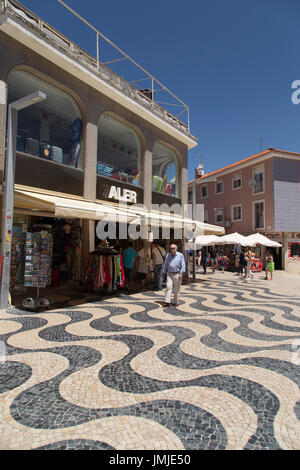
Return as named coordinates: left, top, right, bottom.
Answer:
left=97, top=114, right=141, bottom=186
left=152, top=142, right=178, bottom=196
left=8, top=70, right=83, bottom=168
left=255, top=202, right=264, bottom=228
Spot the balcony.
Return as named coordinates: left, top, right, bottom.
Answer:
left=0, top=0, right=197, bottom=148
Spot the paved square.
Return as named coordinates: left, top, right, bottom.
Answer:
left=0, top=271, right=300, bottom=450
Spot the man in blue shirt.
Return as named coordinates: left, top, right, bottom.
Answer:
left=122, top=241, right=137, bottom=291
left=162, top=244, right=186, bottom=307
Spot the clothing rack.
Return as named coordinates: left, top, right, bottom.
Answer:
left=82, top=250, right=125, bottom=292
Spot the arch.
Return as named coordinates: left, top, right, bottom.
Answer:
left=7, top=68, right=84, bottom=168
left=152, top=140, right=181, bottom=197
left=97, top=112, right=143, bottom=186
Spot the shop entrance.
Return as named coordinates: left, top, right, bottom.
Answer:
left=10, top=214, right=101, bottom=309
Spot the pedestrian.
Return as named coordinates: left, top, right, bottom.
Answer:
left=238, top=249, right=246, bottom=276
left=209, top=245, right=218, bottom=273
left=219, top=252, right=226, bottom=273
left=196, top=250, right=202, bottom=270
left=122, top=241, right=137, bottom=292
left=137, top=242, right=151, bottom=289
left=244, top=247, right=254, bottom=281
left=162, top=244, right=186, bottom=307
left=152, top=241, right=166, bottom=291
left=265, top=250, right=275, bottom=280
left=201, top=247, right=208, bottom=274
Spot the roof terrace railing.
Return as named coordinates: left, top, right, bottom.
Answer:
left=1, top=0, right=192, bottom=134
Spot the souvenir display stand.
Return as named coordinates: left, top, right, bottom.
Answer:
left=22, top=228, right=53, bottom=309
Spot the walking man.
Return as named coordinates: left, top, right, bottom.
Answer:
left=152, top=241, right=166, bottom=291
left=162, top=244, right=186, bottom=307
left=209, top=245, right=218, bottom=273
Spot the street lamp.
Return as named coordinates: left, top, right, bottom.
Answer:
left=0, top=91, right=46, bottom=308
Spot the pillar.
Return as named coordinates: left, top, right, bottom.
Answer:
left=282, top=232, right=288, bottom=272
left=142, top=148, right=152, bottom=211
left=0, top=80, right=7, bottom=253
left=82, top=121, right=98, bottom=257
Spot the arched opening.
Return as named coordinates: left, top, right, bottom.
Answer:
left=97, top=113, right=141, bottom=186
left=152, top=141, right=179, bottom=196
left=7, top=70, right=83, bottom=168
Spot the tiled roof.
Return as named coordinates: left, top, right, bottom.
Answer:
left=188, top=148, right=300, bottom=184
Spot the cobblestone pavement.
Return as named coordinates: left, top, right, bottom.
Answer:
left=0, top=271, right=300, bottom=450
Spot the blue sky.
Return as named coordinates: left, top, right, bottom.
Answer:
left=18, top=0, right=300, bottom=180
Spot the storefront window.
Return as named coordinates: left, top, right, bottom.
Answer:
left=97, top=114, right=141, bottom=186
left=152, top=142, right=178, bottom=197
left=8, top=70, right=83, bottom=168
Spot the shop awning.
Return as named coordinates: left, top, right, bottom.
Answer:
left=14, top=189, right=131, bottom=221
left=14, top=188, right=224, bottom=236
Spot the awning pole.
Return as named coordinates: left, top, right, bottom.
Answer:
left=192, top=180, right=196, bottom=280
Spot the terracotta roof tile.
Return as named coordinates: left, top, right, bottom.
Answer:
left=188, top=148, right=300, bottom=184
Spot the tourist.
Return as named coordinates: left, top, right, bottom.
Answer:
left=162, top=244, right=186, bottom=307
left=122, top=241, right=137, bottom=292
left=152, top=241, right=166, bottom=291
left=238, top=249, right=246, bottom=276
left=265, top=250, right=275, bottom=280
left=137, top=242, right=151, bottom=289
left=244, top=247, right=254, bottom=281
left=201, top=247, right=208, bottom=274
left=209, top=245, right=218, bottom=273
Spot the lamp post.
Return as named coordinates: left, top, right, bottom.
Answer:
left=0, top=91, right=46, bottom=309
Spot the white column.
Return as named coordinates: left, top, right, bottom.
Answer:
left=282, top=232, right=288, bottom=272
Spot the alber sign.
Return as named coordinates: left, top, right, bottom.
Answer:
left=108, top=186, right=137, bottom=204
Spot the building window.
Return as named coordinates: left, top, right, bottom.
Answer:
left=215, top=208, right=224, bottom=224
left=253, top=165, right=264, bottom=193
left=188, top=190, right=192, bottom=202
left=8, top=70, right=83, bottom=168
left=152, top=142, right=179, bottom=196
left=232, top=204, right=242, bottom=221
left=201, top=185, right=208, bottom=198
left=291, top=243, right=300, bottom=257
left=216, top=180, right=223, bottom=194
left=232, top=173, right=242, bottom=189
left=254, top=201, right=264, bottom=229
left=97, top=114, right=141, bottom=185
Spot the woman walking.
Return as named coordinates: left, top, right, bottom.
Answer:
left=245, top=248, right=254, bottom=281
left=265, top=251, right=275, bottom=280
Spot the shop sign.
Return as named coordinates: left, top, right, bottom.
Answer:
left=108, top=185, right=137, bottom=204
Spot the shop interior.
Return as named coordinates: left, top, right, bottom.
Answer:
left=10, top=214, right=182, bottom=310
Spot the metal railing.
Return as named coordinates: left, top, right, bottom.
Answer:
left=1, top=0, right=192, bottom=134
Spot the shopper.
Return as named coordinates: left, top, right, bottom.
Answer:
left=137, top=242, right=151, bottom=289
left=219, top=252, right=226, bottom=273
left=162, top=244, right=186, bottom=307
left=196, top=251, right=202, bottom=270
left=238, top=249, right=246, bottom=276
left=209, top=245, right=218, bottom=273
left=122, top=241, right=137, bottom=292
left=152, top=241, right=166, bottom=291
left=201, top=247, right=208, bottom=274
left=244, top=248, right=254, bottom=281
left=265, top=250, right=275, bottom=280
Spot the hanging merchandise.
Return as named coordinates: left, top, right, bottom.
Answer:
left=82, top=245, right=125, bottom=293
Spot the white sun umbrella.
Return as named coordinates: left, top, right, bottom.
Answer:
left=194, top=235, right=222, bottom=247
left=218, top=232, right=255, bottom=246
left=246, top=233, right=282, bottom=247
